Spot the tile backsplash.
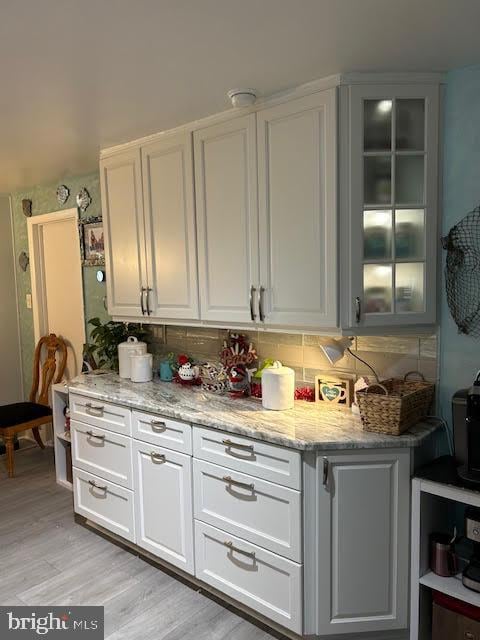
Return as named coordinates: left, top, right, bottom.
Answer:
left=147, top=325, right=438, bottom=387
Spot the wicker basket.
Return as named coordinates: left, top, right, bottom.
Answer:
left=356, top=372, right=435, bottom=436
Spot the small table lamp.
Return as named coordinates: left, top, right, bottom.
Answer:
left=319, top=337, right=380, bottom=383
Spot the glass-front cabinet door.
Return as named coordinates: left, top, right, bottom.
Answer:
left=342, top=83, right=440, bottom=329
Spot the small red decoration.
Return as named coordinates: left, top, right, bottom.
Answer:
left=250, top=381, right=262, bottom=398
left=178, top=354, right=189, bottom=366
left=294, top=386, right=315, bottom=402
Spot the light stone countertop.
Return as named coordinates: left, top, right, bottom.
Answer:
left=67, top=373, right=439, bottom=451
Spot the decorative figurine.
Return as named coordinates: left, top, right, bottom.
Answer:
left=173, top=354, right=201, bottom=386
left=228, top=364, right=250, bottom=398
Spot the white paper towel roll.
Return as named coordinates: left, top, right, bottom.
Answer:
left=261, top=361, right=295, bottom=410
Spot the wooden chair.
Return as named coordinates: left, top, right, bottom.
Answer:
left=0, top=334, right=67, bottom=478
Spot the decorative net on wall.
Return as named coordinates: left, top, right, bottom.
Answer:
left=442, top=205, right=480, bottom=337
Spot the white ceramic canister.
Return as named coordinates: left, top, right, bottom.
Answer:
left=118, top=336, right=147, bottom=379
left=261, top=361, right=295, bottom=411
left=130, top=352, right=153, bottom=383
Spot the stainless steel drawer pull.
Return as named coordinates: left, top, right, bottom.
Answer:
left=150, top=420, right=166, bottom=431
left=85, top=403, right=104, bottom=416
left=150, top=452, right=166, bottom=463
left=86, top=430, right=105, bottom=441
left=223, top=475, right=255, bottom=491
left=88, top=479, right=107, bottom=491
left=259, top=286, right=265, bottom=322
left=224, top=540, right=256, bottom=560
left=222, top=439, right=254, bottom=453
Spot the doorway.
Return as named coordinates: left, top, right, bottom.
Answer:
left=27, top=208, right=85, bottom=381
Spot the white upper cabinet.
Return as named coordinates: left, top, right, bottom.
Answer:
left=257, top=90, right=337, bottom=328
left=142, top=132, right=199, bottom=319
left=100, top=148, right=147, bottom=317
left=340, top=83, right=440, bottom=329
left=194, top=114, right=259, bottom=324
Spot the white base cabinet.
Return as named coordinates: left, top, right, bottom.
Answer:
left=133, top=440, right=194, bottom=574
left=304, top=449, right=410, bottom=637
left=70, top=390, right=413, bottom=638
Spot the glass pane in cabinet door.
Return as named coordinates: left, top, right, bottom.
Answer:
left=364, top=156, right=391, bottom=205
left=396, top=99, right=425, bottom=151
left=364, top=100, right=392, bottom=151
left=363, top=210, right=392, bottom=260
left=395, top=263, right=424, bottom=313
left=364, top=264, right=392, bottom=313
left=395, top=209, right=425, bottom=260
left=396, top=155, right=424, bottom=204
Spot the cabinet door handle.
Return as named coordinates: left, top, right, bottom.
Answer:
left=224, top=540, right=256, bottom=560
left=86, top=430, right=105, bottom=441
left=259, top=286, right=265, bottom=322
left=140, top=287, right=146, bottom=315
left=85, top=403, right=104, bottom=416
left=249, top=286, right=257, bottom=322
left=323, top=457, right=329, bottom=486
left=222, top=475, right=255, bottom=491
left=88, top=479, right=107, bottom=491
left=150, top=420, right=166, bottom=431
left=146, top=287, right=152, bottom=316
left=355, top=296, right=361, bottom=324
left=222, top=438, right=254, bottom=453
left=150, top=452, right=166, bottom=463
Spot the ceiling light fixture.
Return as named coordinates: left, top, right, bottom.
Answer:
left=227, top=88, right=257, bottom=108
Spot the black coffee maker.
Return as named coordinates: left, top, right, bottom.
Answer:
left=454, top=372, right=480, bottom=483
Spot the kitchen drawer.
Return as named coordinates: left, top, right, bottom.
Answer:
left=73, top=468, right=135, bottom=542
left=194, top=459, right=301, bottom=561
left=70, top=393, right=131, bottom=436
left=194, top=521, right=302, bottom=634
left=193, top=426, right=301, bottom=489
left=132, top=410, right=192, bottom=454
left=71, top=420, right=133, bottom=489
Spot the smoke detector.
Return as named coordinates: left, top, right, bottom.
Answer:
left=227, top=88, right=257, bottom=108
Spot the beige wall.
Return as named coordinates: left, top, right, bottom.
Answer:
left=147, top=325, right=438, bottom=387
left=0, top=195, right=22, bottom=403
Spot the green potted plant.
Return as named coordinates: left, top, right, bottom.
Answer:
left=87, top=318, right=151, bottom=372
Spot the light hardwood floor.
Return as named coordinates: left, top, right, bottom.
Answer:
left=0, top=446, right=280, bottom=639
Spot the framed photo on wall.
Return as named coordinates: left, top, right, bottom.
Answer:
left=81, top=217, right=105, bottom=266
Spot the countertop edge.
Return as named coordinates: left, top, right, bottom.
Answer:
left=67, top=380, right=438, bottom=452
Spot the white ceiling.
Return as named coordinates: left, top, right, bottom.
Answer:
left=1, top=0, right=479, bottom=193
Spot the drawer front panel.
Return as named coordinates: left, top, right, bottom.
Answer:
left=133, top=441, right=194, bottom=574
left=71, top=421, right=133, bottom=489
left=70, top=393, right=131, bottom=436
left=193, top=426, right=301, bottom=489
left=194, top=459, right=301, bottom=561
left=132, top=410, right=192, bottom=454
left=73, top=468, right=135, bottom=542
left=194, top=521, right=302, bottom=634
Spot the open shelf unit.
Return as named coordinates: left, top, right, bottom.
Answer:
left=411, top=475, right=480, bottom=640
left=52, top=382, right=72, bottom=491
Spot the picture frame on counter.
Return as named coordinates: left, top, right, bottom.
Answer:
left=314, top=373, right=354, bottom=408
left=80, top=216, right=105, bottom=266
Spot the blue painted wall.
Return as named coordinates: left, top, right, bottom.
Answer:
left=440, top=64, right=480, bottom=423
